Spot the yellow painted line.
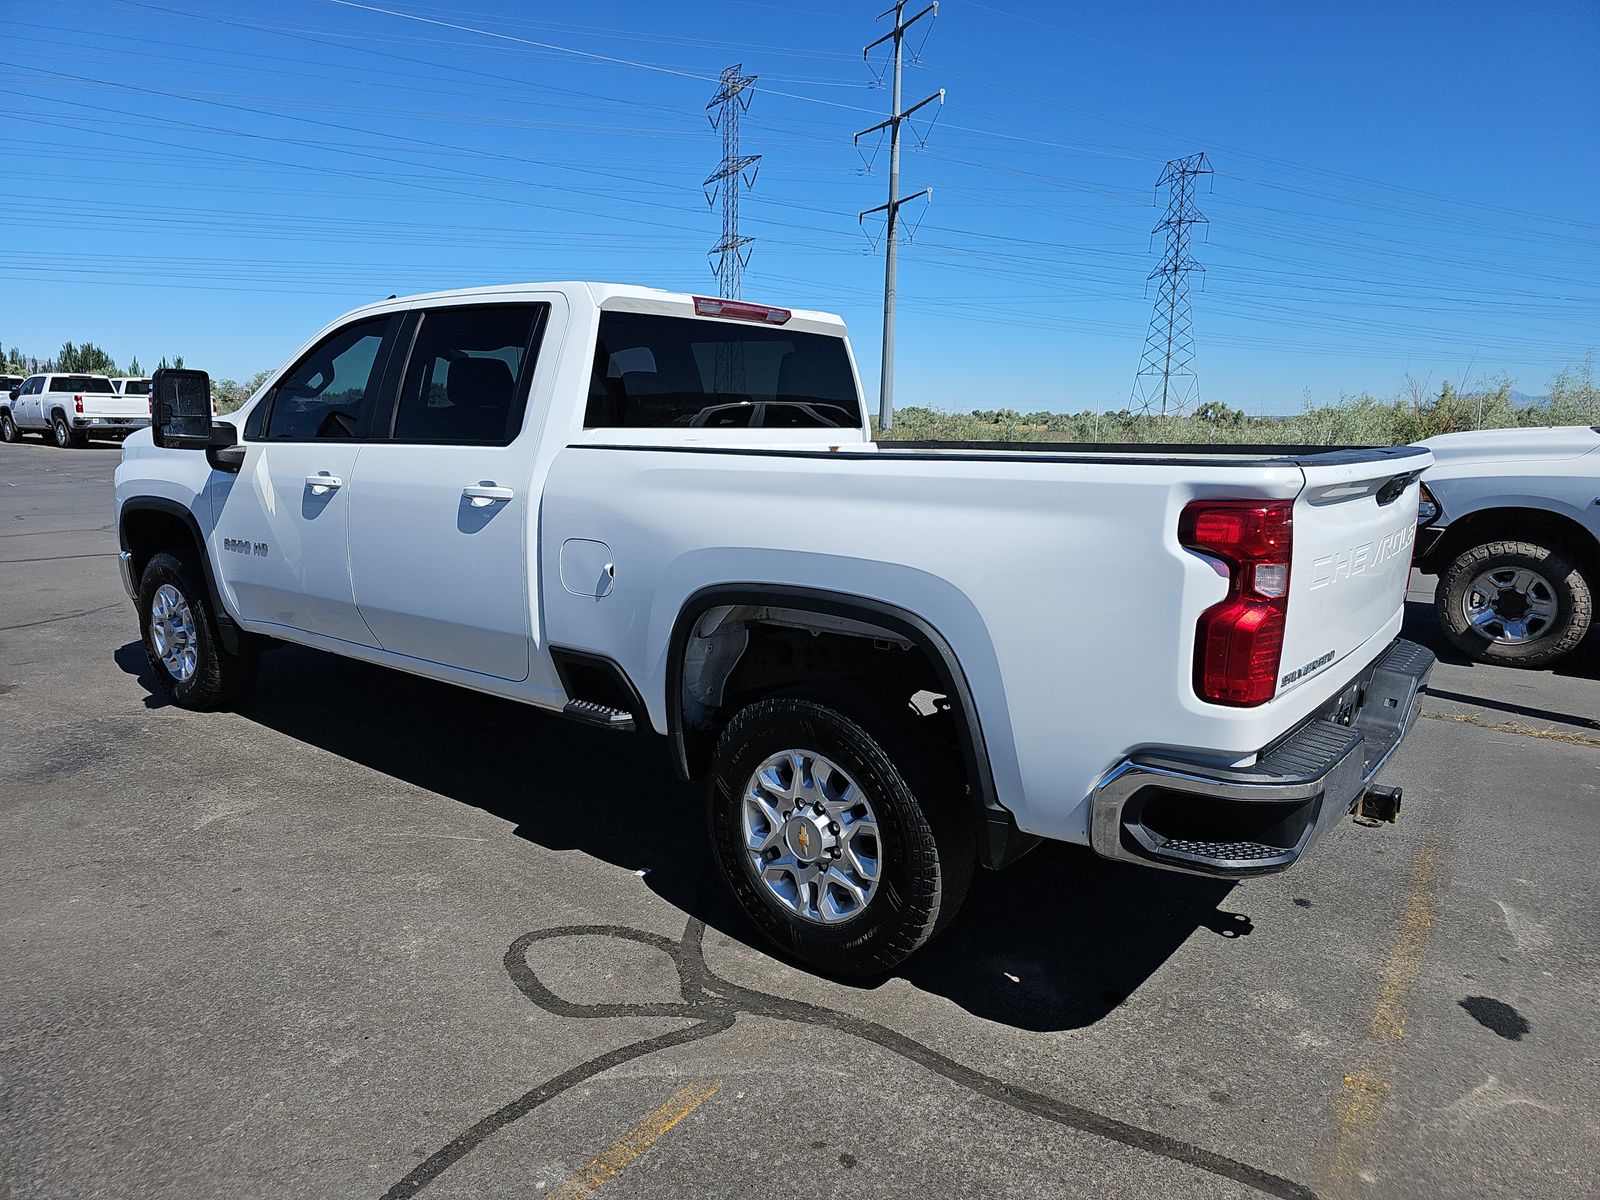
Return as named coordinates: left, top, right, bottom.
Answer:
left=1324, top=845, right=1438, bottom=1193
left=551, top=1080, right=721, bottom=1200
left=1367, top=848, right=1436, bottom=1042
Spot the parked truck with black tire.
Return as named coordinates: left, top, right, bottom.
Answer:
left=1415, top=426, right=1599, bottom=668
left=112, top=282, right=1435, bottom=975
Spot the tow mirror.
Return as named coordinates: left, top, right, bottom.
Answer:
left=150, top=368, right=212, bottom=449
left=8, top=388, right=17, bottom=401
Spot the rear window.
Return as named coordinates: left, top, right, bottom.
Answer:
left=121, top=379, right=151, bottom=396
left=49, top=375, right=114, bottom=393
left=585, top=312, right=861, bottom=430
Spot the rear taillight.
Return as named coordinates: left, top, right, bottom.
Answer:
left=74, top=395, right=84, bottom=413
left=1180, top=500, right=1294, bottom=707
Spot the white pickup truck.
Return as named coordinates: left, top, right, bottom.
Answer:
left=2, top=372, right=152, bottom=446
left=1415, top=425, right=1599, bottom=667
left=113, top=283, right=1434, bottom=974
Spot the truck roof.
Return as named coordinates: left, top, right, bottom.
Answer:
left=335, top=282, right=848, bottom=337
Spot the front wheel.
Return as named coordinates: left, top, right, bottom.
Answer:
left=0, top=411, right=17, bottom=443
left=1436, top=539, right=1593, bottom=668
left=708, top=685, right=975, bottom=976
left=138, top=551, right=259, bottom=710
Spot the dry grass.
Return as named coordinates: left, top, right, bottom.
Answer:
left=1421, top=710, right=1600, bottom=747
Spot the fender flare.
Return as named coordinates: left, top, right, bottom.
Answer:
left=118, top=496, right=246, bottom=654
left=664, top=583, right=1033, bottom=870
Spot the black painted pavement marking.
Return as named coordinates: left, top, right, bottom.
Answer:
left=382, top=920, right=1317, bottom=1200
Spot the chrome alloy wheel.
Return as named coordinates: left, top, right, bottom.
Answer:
left=742, top=749, right=881, bottom=925
left=150, top=582, right=199, bottom=682
left=1463, top=566, right=1558, bottom=645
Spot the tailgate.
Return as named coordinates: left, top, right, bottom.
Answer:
left=89, top=392, right=151, bottom=419
left=1278, top=449, right=1431, bottom=695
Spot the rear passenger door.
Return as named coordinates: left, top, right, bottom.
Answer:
left=346, top=302, right=549, bottom=681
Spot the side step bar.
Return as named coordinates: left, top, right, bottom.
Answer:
left=562, top=699, right=636, bottom=732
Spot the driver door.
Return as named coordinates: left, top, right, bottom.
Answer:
left=212, top=314, right=400, bottom=647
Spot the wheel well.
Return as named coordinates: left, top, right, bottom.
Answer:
left=120, top=506, right=200, bottom=585
left=682, top=604, right=949, bottom=737
left=1424, top=507, right=1600, bottom=578
left=666, top=589, right=1032, bottom=870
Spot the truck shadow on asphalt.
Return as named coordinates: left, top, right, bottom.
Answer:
left=117, top=641, right=1251, bottom=1035
left=1402, top=600, right=1600, bottom=691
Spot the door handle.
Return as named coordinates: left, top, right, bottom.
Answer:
left=463, top=484, right=514, bottom=507
left=305, top=473, right=343, bottom=494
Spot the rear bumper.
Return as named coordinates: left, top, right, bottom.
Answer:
left=73, top=416, right=150, bottom=433
left=1089, top=638, right=1434, bottom=878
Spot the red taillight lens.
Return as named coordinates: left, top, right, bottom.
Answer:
left=75, top=395, right=84, bottom=413
left=1180, top=500, right=1294, bottom=706
left=692, top=296, right=792, bottom=324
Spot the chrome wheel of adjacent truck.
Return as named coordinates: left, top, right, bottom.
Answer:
left=0, top=411, right=17, bottom=443
left=1437, top=539, right=1592, bottom=668
left=709, top=684, right=973, bottom=977
left=1462, top=565, right=1558, bottom=645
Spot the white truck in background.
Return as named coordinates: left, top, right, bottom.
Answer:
left=2, top=372, right=151, bottom=446
left=111, top=282, right=1434, bottom=974
left=112, top=377, right=153, bottom=400
left=1415, top=425, right=1599, bottom=667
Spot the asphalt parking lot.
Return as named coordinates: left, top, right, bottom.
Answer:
left=3, top=437, right=1597, bottom=1200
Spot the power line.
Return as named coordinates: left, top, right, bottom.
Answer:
left=1132, top=152, right=1213, bottom=418
left=856, top=1, right=942, bottom=433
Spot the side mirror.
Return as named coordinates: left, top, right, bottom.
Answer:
left=206, top=421, right=245, bottom=474
left=151, top=368, right=212, bottom=449
left=7, top=388, right=17, bottom=401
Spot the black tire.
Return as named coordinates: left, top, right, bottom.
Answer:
left=1436, top=539, right=1592, bottom=668
left=51, top=413, right=75, bottom=448
left=137, top=550, right=259, bottom=710
left=708, top=684, right=976, bottom=977
left=0, top=411, right=16, bottom=443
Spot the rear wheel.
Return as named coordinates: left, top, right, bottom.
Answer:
left=138, top=551, right=259, bottom=710
left=708, top=684, right=975, bottom=976
left=51, top=414, right=74, bottom=448
left=1436, top=539, right=1592, bottom=668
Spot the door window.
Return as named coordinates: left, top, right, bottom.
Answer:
left=259, top=316, right=392, bottom=441
left=390, top=304, right=544, bottom=444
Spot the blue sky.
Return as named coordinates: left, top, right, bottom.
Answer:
left=2, top=0, right=1596, bottom=412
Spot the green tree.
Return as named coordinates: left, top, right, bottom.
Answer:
left=56, top=341, right=118, bottom=374
left=128, top=356, right=142, bottom=376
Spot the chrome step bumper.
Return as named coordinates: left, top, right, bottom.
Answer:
left=1089, top=639, right=1434, bottom=878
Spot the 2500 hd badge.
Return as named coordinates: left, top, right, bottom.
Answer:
left=223, top=538, right=269, bottom=558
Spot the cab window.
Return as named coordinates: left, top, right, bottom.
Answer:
left=259, top=316, right=394, bottom=441
left=390, top=304, right=545, bottom=444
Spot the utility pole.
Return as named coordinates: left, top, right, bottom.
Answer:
left=856, top=2, right=941, bottom=434
left=704, top=64, right=760, bottom=303
left=1131, top=152, right=1213, bottom=418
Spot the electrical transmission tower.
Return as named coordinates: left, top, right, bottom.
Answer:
left=1131, top=152, right=1213, bottom=418
left=856, top=2, right=942, bottom=433
left=704, top=65, right=760, bottom=302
